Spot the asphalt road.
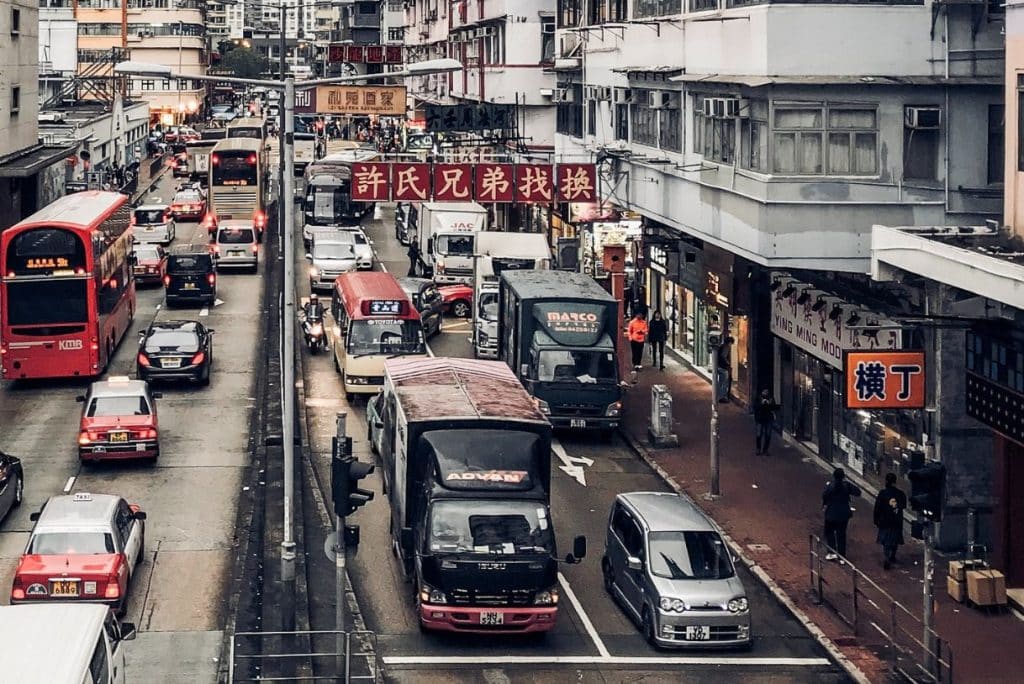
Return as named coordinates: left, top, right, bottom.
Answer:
left=0, top=171, right=265, bottom=683
left=296, top=202, right=851, bottom=683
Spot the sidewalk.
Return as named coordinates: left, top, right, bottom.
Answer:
left=619, top=351, right=1024, bottom=683
left=130, top=154, right=171, bottom=202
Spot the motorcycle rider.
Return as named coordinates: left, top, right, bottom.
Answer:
left=301, top=294, right=327, bottom=350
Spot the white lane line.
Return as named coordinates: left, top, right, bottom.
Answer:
left=155, top=304, right=162, bottom=312
left=199, top=307, right=209, bottom=317
left=558, top=571, right=609, bottom=658
left=382, top=656, right=833, bottom=667
left=62, top=476, right=76, bottom=494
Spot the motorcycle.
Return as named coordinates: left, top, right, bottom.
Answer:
left=302, top=313, right=328, bottom=354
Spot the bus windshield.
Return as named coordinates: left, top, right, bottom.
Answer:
left=212, top=152, right=258, bottom=185
left=346, top=319, right=425, bottom=357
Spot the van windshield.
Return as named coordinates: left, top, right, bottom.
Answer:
left=314, top=243, right=355, bottom=260
left=647, top=531, right=734, bottom=580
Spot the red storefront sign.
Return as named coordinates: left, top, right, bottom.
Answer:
left=351, top=163, right=390, bottom=202
left=392, top=163, right=432, bottom=202
left=385, top=46, right=404, bottom=64
left=365, top=45, right=385, bottom=64
left=474, top=163, right=514, bottom=203
left=327, top=44, right=345, bottom=64
left=346, top=45, right=365, bottom=63
left=432, top=164, right=473, bottom=201
left=515, top=164, right=554, bottom=204
left=556, top=163, right=597, bottom=202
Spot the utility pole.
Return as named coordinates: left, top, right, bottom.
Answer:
left=708, top=331, right=721, bottom=498
left=922, top=521, right=935, bottom=674
left=279, top=73, right=297, bottom=631
left=278, top=3, right=288, bottom=244
left=334, top=411, right=348, bottom=680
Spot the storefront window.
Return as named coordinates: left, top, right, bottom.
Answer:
left=832, top=393, right=923, bottom=493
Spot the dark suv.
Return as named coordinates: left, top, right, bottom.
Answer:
left=165, top=245, right=216, bottom=306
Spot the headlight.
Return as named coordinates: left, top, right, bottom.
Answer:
left=534, top=588, right=559, bottom=605
left=605, top=401, right=622, bottom=417
left=659, top=597, right=686, bottom=613
left=728, top=597, right=749, bottom=613
left=419, top=584, right=447, bottom=605
left=477, top=330, right=489, bottom=345
left=347, top=376, right=369, bottom=385
left=535, top=398, right=550, bottom=415
left=309, top=266, right=319, bottom=277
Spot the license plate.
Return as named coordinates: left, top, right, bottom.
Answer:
left=229, top=250, right=243, bottom=256
left=50, top=579, right=79, bottom=597
left=162, top=357, right=182, bottom=369
left=570, top=419, right=586, bottom=428
left=136, top=443, right=146, bottom=452
left=184, top=282, right=197, bottom=289
left=479, top=612, right=503, bottom=626
left=685, top=625, right=710, bottom=641
left=109, top=431, right=129, bottom=443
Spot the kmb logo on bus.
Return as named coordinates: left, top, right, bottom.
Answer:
left=58, top=339, right=83, bottom=351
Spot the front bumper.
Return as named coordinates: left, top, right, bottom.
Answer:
left=433, top=273, right=472, bottom=285
left=344, top=376, right=385, bottom=395
left=166, top=287, right=216, bottom=303
left=419, top=603, right=558, bottom=634
left=653, top=611, right=752, bottom=649
left=171, top=209, right=204, bottom=221
left=79, top=440, right=159, bottom=461
left=475, top=344, right=498, bottom=360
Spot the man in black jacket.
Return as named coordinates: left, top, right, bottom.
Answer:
left=873, top=473, right=906, bottom=570
left=822, top=468, right=861, bottom=562
left=648, top=310, right=667, bottom=370
left=753, top=389, right=780, bottom=455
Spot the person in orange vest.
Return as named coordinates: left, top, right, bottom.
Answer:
left=627, top=312, right=649, bottom=371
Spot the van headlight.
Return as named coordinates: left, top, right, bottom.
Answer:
left=535, top=398, right=550, bottom=415
left=659, top=597, right=686, bottom=613
left=347, top=375, right=369, bottom=385
left=728, top=597, right=749, bottom=613
left=419, top=583, right=447, bottom=605
left=534, top=587, right=559, bottom=605
left=605, top=401, right=622, bottom=417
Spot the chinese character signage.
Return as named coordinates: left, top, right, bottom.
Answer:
left=556, top=164, right=597, bottom=203
left=327, top=44, right=344, bottom=63
left=347, top=163, right=596, bottom=204
left=327, top=44, right=404, bottom=65
left=315, top=86, right=406, bottom=116
left=844, top=351, right=926, bottom=409
left=424, top=104, right=514, bottom=133
left=294, top=88, right=316, bottom=114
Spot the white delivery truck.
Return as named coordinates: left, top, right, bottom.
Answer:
left=472, top=232, right=551, bottom=359
left=414, top=201, right=487, bottom=283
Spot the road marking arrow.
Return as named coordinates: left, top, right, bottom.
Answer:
left=553, top=439, right=592, bottom=487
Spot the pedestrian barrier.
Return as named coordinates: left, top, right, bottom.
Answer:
left=228, top=629, right=377, bottom=683
left=809, top=535, right=953, bottom=683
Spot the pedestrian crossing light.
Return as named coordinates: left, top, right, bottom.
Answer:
left=908, top=461, right=945, bottom=522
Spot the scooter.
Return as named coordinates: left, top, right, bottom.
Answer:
left=302, top=315, right=328, bottom=354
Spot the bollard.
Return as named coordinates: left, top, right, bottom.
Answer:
left=648, top=384, right=679, bottom=448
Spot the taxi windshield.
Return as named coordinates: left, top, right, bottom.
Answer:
left=28, top=531, right=115, bottom=555
left=87, top=395, right=150, bottom=417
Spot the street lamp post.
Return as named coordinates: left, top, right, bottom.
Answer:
left=117, top=55, right=463, bottom=635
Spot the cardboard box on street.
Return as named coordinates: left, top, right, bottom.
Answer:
left=949, top=559, right=985, bottom=582
left=947, top=575, right=966, bottom=603
left=967, top=569, right=1008, bottom=606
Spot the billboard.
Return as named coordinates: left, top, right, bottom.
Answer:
left=314, top=86, right=407, bottom=116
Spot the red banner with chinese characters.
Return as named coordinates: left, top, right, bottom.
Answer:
left=392, top=163, right=432, bottom=202
left=515, top=164, right=554, bottom=204
left=432, top=164, right=473, bottom=202
left=345, top=45, right=365, bottom=63
left=327, top=44, right=344, bottom=64
left=474, top=163, right=514, bottom=203
left=385, top=46, right=404, bottom=64
left=365, top=45, right=385, bottom=64
left=351, top=163, right=391, bottom=202
left=556, top=163, right=598, bottom=202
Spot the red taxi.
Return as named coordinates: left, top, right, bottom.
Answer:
left=438, top=283, right=473, bottom=318
left=169, top=187, right=207, bottom=221
left=11, top=492, right=146, bottom=615
left=132, top=243, right=168, bottom=285
left=76, top=377, right=161, bottom=462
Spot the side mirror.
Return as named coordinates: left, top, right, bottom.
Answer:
left=138, top=329, right=147, bottom=336
left=134, top=511, right=147, bottom=520
left=29, top=512, right=40, bottom=522
left=151, top=392, right=163, bottom=399
left=400, top=527, right=414, bottom=555
left=75, top=395, right=86, bottom=403
left=119, top=622, right=137, bottom=641
left=207, top=328, right=216, bottom=334
left=626, top=555, right=643, bottom=571
left=565, top=535, right=587, bottom=564
left=305, top=253, right=313, bottom=261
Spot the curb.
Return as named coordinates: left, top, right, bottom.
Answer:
left=618, top=429, right=873, bottom=684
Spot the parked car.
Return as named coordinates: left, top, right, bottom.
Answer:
left=136, top=320, right=214, bottom=386
left=602, top=492, right=751, bottom=649
left=398, top=277, right=443, bottom=338
left=132, top=243, right=168, bottom=285
left=0, top=450, right=24, bottom=526
left=132, top=204, right=175, bottom=245
left=76, top=377, right=161, bottom=463
left=438, top=283, right=473, bottom=318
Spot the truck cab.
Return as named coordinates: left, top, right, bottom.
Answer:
left=416, top=202, right=487, bottom=283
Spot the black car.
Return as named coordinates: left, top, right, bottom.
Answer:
left=136, top=320, right=214, bottom=385
left=398, top=277, right=442, bottom=338
left=0, top=450, right=24, bottom=525
left=165, top=245, right=217, bottom=306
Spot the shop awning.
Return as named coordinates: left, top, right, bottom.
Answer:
left=0, top=144, right=78, bottom=178
left=669, top=73, right=1002, bottom=87
left=611, top=65, right=684, bottom=75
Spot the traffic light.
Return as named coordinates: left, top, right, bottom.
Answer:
left=908, top=461, right=946, bottom=522
left=330, top=436, right=375, bottom=518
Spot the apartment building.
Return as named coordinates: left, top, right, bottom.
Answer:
left=552, top=1, right=1004, bottom=551
left=76, top=0, right=208, bottom=124
left=405, top=0, right=556, bottom=147
left=39, top=0, right=78, bottom=104
left=0, top=0, right=81, bottom=228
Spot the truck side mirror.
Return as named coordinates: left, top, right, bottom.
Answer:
left=626, top=555, right=642, bottom=571
left=400, top=527, right=414, bottom=555
left=565, top=534, right=587, bottom=564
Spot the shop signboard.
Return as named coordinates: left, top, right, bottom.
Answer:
left=677, top=243, right=702, bottom=293
left=770, top=275, right=901, bottom=370
left=328, top=44, right=404, bottom=65
left=315, top=86, right=406, bottom=116
left=534, top=302, right=606, bottom=346
left=474, top=163, right=514, bottom=203
left=701, top=243, right=734, bottom=310
left=351, top=162, right=391, bottom=202
left=844, top=351, right=926, bottom=410
left=424, top=104, right=514, bottom=133
left=646, top=243, right=679, bottom=278
left=294, top=88, right=316, bottom=114
left=392, top=162, right=431, bottom=202
left=432, top=163, right=473, bottom=201
left=965, top=329, right=1024, bottom=444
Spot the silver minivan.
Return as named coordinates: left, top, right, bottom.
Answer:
left=602, top=492, right=751, bottom=648
left=306, top=231, right=358, bottom=291
left=214, top=221, right=259, bottom=272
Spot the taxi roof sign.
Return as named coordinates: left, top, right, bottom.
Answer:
left=72, top=492, right=93, bottom=502
left=108, top=376, right=132, bottom=383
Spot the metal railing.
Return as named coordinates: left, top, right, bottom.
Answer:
left=229, top=629, right=377, bottom=683
left=809, top=534, right=953, bottom=683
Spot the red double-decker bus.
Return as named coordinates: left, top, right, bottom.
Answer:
left=1, top=191, right=136, bottom=379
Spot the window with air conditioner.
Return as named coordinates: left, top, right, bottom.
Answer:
left=771, top=103, right=878, bottom=176
left=614, top=102, right=629, bottom=141
left=903, top=105, right=940, bottom=181
left=696, top=101, right=735, bottom=165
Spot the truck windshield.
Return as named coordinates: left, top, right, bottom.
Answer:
left=428, top=500, right=554, bottom=555
left=648, top=531, right=735, bottom=580
left=478, top=291, right=498, bottom=321
left=537, top=350, right=617, bottom=384
left=346, top=319, right=425, bottom=357
left=436, top=234, right=474, bottom=256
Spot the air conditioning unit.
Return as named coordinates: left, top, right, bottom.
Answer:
left=613, top=87, right=632, bottom=104
left=702, top=97, right=740, bottom=118
left=597, top=86, right=612, bottom=101
left=648, top=90, right=677, bottom=110
left=552, top=87, right=575, bottom=104
left=905, top=106, right=941, bottom=130
left=542, top=22, right=555, bottom=35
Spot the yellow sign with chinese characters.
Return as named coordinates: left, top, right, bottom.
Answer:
left=314, top=86, right=407, bottom=116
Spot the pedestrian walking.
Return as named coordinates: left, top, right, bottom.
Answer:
left=821, top=468, right=862, bottom=562
left=873, top=473, right=906, bottom=570
left=626, top=312, right=648, bottom=371
left=648, top=310, right=667, bottom=370
left=407, top=235, right=420, bottom=277
left=753, top=389, right=780, bottom=455
left=716, top=337, right=733, bottom=402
